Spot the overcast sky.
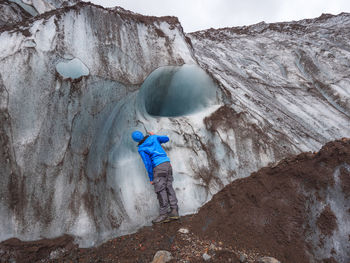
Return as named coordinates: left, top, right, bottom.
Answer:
left=82, top=0, right=350, bottom=32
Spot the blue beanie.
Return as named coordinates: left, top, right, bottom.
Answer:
left=132, top=131, right=144, bottom=142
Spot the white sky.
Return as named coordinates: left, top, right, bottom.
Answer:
left=82, top=0, right=350, bottom=32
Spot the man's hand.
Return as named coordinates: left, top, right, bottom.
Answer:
left=150, top=181, right=154, bottom=185
left=149, top=131, right=155, bottom=135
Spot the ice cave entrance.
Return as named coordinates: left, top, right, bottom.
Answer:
left=140, top=64, right=217, bottom=117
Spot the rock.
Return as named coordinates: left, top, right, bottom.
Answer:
left=255, top=256, right=281, bottom=263
left=202, top=253, right=211, bottom=261
left=151, top=250, right=172, bottom=263
left=209, top=243, right=216, bottom=251
left=239, top=252, right=248, bottom=262
left=178, top=228, right=189, bottom=234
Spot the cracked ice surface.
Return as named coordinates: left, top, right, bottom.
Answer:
left=189, top=13, right=350, bottom=151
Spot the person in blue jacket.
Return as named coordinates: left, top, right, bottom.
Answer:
left=132, top=130, right=179, bottom=224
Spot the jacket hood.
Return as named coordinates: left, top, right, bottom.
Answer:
left=138, top=135, right=150, bottom=146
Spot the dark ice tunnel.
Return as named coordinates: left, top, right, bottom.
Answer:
left=140, top=64, right=218, bottom=117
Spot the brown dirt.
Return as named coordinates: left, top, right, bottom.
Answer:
left=189, top=138, right=350, bottom=263
left=316, top=205, right=337, bottom=237
left=1, top=138, right=349, bottom=263
left=0, top=235, right=76, bottom=263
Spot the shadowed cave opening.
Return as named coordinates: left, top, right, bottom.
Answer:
left=141, top=64, right=217, bottom=117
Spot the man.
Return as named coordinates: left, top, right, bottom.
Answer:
left=131, top=130, right=179, bottom=224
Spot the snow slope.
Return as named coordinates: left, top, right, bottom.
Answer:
left=0, top=1, right=349, bottom=252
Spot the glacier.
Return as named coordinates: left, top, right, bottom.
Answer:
left=0, top=1, right=349, bottom=260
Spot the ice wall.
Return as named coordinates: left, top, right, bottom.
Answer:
left=189, top=14, right=350, bottom=156
left=0, top=2, right=197, bottom=247
left=81, top=64, right=221, bottom=245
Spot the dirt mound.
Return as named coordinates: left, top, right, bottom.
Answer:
left=189, top=138, right=350, bottom=263
left=0, top=235, right=77, bottom=262
left=1, top=139, right=349, bottom=263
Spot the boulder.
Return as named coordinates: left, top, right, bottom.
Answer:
left=151, top=250, right=172, bottom=263
left=255, top=256, right=281, bottom=263
left=202, top=253, right=211, bottom=261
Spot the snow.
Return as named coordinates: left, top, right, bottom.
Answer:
left=56, top=58, right=90, bottom=80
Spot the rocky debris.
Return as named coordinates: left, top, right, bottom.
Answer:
left=189, top=138, right=350, bottom=263
left=255, top=257, right=281, bottom=263
left=178, top=228, right=190, bottom=234
left=151, top=250, right=173, bottom=263
left=239, top=253, right=248, bottom=262
left=202, top=252, right=211, bottom=261
left=0, top=235, right=77, bottom=263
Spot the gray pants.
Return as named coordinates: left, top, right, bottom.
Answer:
left=153, top=162, right=178, bottom=215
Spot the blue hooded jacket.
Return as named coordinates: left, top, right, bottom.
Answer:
left=138, top=135, right=170, bottom=181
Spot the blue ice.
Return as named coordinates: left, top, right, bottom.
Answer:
left=140, top=64, right=217, bottom=117
left=56, top=58, right=90, bottom=80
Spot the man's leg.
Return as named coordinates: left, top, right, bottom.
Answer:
left=152, top=163, right=170, bottom=223
left=165, top=163, right=179, bottom=219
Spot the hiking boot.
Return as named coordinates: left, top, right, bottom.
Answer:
left=168, top=208, right=179, bottom=220
left=152, top=214, right=170, bottom=224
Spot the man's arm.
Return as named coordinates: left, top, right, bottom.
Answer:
left=157, top=135, right=169, bottom=144
left=139, top=151, right=154, bottom=182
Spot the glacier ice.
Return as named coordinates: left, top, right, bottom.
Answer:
left=56, top=58, right=90, bottom=80
left=140, top=64, right=217, bottom=117
left=23, top=39, right=36, bottom=48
